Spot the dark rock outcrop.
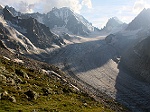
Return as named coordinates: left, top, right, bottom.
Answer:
left=2, top=6, right=65, bottom=49
left=120, top=36, right=150, bottom=82
left=25, top=90, right=38, bottom=100
left=5, top=6, right=96, bottom=36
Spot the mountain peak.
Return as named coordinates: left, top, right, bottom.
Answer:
left=100, top=17, right=126, bottom=34
left=126, top=8, right=150, bottom=30
left=44, top=7, right=95, bottom=35
left=0, top=4, right=3, bottom=9
left=106, top=17, right=123, bottom=27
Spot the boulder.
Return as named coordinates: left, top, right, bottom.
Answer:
left=8, top=96, right=16, bottom=103
left=0, top=74, right=7, bottom=84
left=105, top=34, right=115, bottom=44
left=7, top=77, right=15, bottom=86
left=1, top=91, right=9, bottom=100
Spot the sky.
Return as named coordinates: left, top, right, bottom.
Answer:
left=0, top=0, right=150, bottom=28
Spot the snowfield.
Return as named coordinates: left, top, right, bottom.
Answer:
left=49, top=34, right=150, bottom=112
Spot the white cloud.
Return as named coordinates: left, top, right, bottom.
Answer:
left=40, top=0, right=82, bottom=13
left=133, top=0, right=150, bottom=14
left=0, top=0, right=92, bottom=13
left=15, top=1, right=35, bottom=13
left=82, top=0, right=92, bottom=9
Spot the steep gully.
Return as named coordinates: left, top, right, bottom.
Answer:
left=49, top=36, right=150, bottom=112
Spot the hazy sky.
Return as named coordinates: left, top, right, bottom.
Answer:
left=0, top=0, right=150, bottom=28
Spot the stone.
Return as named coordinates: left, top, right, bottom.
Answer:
left=2, top=91, right=8, bottom=97
left=0, top=93, right=2, bottom=100
left=8, top=96, right=16, bottom=103
left=1, top=91, right=9, bottom=100
left=0, top=74, right=7, bottom=84
left=83, top=103, right=88, bottom=107
left=7, top=77, right=15, bottom=86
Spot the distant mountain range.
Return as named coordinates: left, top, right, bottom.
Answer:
left=108, top=8, right=150, bottom=83
left=5, top=6, right=97, bottom=36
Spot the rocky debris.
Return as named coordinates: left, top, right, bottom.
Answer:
left=48, top=70, right=61, bottom=78
left=25, top=90, right=38, bottom=100
left=70, top=84, right=80, bottom=92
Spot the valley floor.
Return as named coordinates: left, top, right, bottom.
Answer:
left=49, top=34, right=150, bottom=112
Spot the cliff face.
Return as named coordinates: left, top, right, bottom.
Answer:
left=2, top=7, right=65, bottom=49
left=126, top=9, right=150, bottom=30
left=120, top=36, right=150, bottom=82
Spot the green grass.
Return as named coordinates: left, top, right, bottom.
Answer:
left=0, top=56, right=127, bottom=112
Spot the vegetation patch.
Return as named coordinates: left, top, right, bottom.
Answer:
left=0, top=55, right=128, bottom=112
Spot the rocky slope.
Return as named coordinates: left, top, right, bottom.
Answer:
left=120, top=36, right=150, bottom=82
left=0, top=46, right=128, bottom=112
left=126, top=8, right=150, bottom=31
left=3, top=7, right=65, bottom=49
left=0, top=14, right=39, bottom=54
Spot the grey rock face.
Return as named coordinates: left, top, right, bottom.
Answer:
left=2, top=6, right=65, bottom=49
left=120, top=36, right=150, bottom=82
left=5, top=6, right=96, bottom=36
left=105, top=34, right=115, bottom=44
left=126, top=8, right=150, bottom=30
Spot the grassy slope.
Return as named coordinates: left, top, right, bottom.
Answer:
left=0, top=48, right=128, bottom=112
